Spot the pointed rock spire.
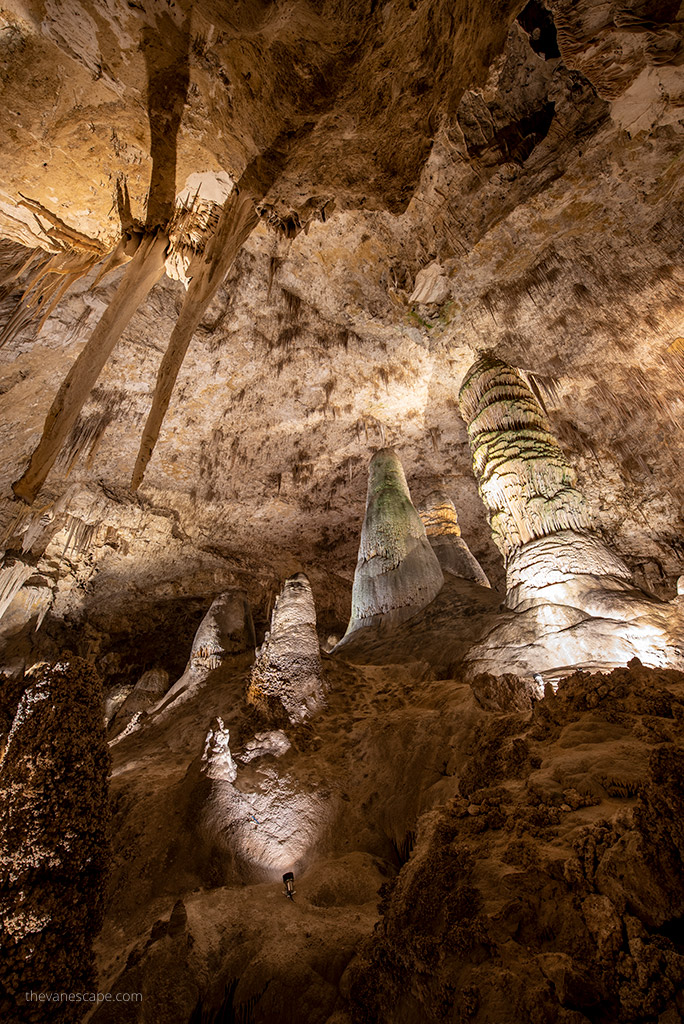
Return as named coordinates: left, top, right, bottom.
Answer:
left=341, top=449, right=443, bottom=640
left=419, top=491, right=490, bottom=587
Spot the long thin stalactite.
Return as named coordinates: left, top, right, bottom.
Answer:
left=12, top=231, right=168, bottom=504
left=130, top=190, right=258, bottom=491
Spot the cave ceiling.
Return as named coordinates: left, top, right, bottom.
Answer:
left=0, top=0, right=682, bottom=638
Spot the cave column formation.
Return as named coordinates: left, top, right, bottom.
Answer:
left=339, top=448, right=444, bottom=642
left=458, top=354, right=634, bottom=613
left=458, top=354, right=684, bottom=674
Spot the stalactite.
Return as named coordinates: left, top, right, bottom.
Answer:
left=130, top=190, right=258, bottom=490
left=0, top=559, right=33, bottom=622
left=61, top=515, right=97, bottom=559
left=458, top=354, right=591, bottom=557
left=12, top=230, right=168, bottom=504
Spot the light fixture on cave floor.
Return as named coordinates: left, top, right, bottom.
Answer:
left=283, top=872, right=296, bottom=901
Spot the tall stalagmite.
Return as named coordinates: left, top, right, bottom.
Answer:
left=0, top=660, right=109, bottom=1022
left=340, top=449, right=444, bottom=640
left=419, top=491, right=490, bottom=587
left=247, top=573, right=324, bottom=723
left=458, top=355, right=684, bottom=676
left=156, top=589, right=256, bottom=715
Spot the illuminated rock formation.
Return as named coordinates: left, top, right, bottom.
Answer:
left=458, top=355, right=591, bottom=559
left=340, top=449, right=444, bottom=641
left=247, top=573, right=324, bottom=723
left=0, top=660, right=109, bottom=1023
left=419, top=491, right=490, bottom=587
left=459, top=355, right=684, bottom=678
left=155, top=590, right=255, bottom=715
left=108, top=667, right=170, bottom=739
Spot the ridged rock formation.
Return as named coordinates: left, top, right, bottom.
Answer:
left=0, top=660, right=109, bottom=1023
left=458, top=354, right=591, bottom=558
left=459, top=355, right=684, bottom=678
left=419, top=491, right=490, bottom=587
left=247, top=573, right=324, bottom=723
left=340, top=449, right=444, bottom=641
left=156, top=589, right=255, bottom=714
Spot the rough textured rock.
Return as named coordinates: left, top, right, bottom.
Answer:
left=247, top=572, right=324, bottom=723
left=346, top=661, right=684, bottom=1024
left=0, top=660, right=109, bottom=1022
left=340, top=449, right=444, bottom=640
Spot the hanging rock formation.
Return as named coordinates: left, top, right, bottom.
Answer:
left=339, top=449, right=444, bottom=641
left=0, top=660, right=109, bottom=1023
left=419, top=491, right=490, bottom=587
left=459, top=355, right=684, bottom=679
left=247, top=573, right=324, bottom=723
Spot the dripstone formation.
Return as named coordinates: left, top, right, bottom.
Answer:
left=459, top=355, right=684, bottom=679
left=0, top=661, right=109, bottom=1023
left=247, top=573, right=325, bottom=723
left=0, top=1, right=683, bottom=1021
left=340, top=449, right=444, bottom=641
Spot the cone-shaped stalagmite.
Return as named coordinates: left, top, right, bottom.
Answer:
left=458, top=354, right=684, bottom=677
left=419, top=491, right=490, bottom=587
left=340, top=449, right=444, bottom=640
left=247, top=573, right=324, bottom=723
left=151, top=590, right=255, bottom=718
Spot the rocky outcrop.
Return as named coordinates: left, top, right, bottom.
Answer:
left=419, top=491, right=490, bottom=587
left=459, top=355, right=684, bottom=680
left=247, top=572, right=324, bottom=723
left=0, top=660, right=109, bottom=1022
left=340, top=450, right=444, bottom=641
left=346, top=661, right=684, bottom=1024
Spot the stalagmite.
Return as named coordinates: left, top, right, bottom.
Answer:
left=458, top=354, right=591, bottom=558
left=130, top=190, right=258, bottom=490
left=12, top=231, right=168, bottom=504
left=108, top=668, right=170, bottom=739
left=247, top=573, right=325, bottom=723
left=339, top=449, right=444, bottom=641
left=419, top=491, right=490, bottom=587
left=155, top=590, right=255, bottom=714
left=458, top=354, right=684, bottom=678
left=0, top=660, right=109, bottom=1022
